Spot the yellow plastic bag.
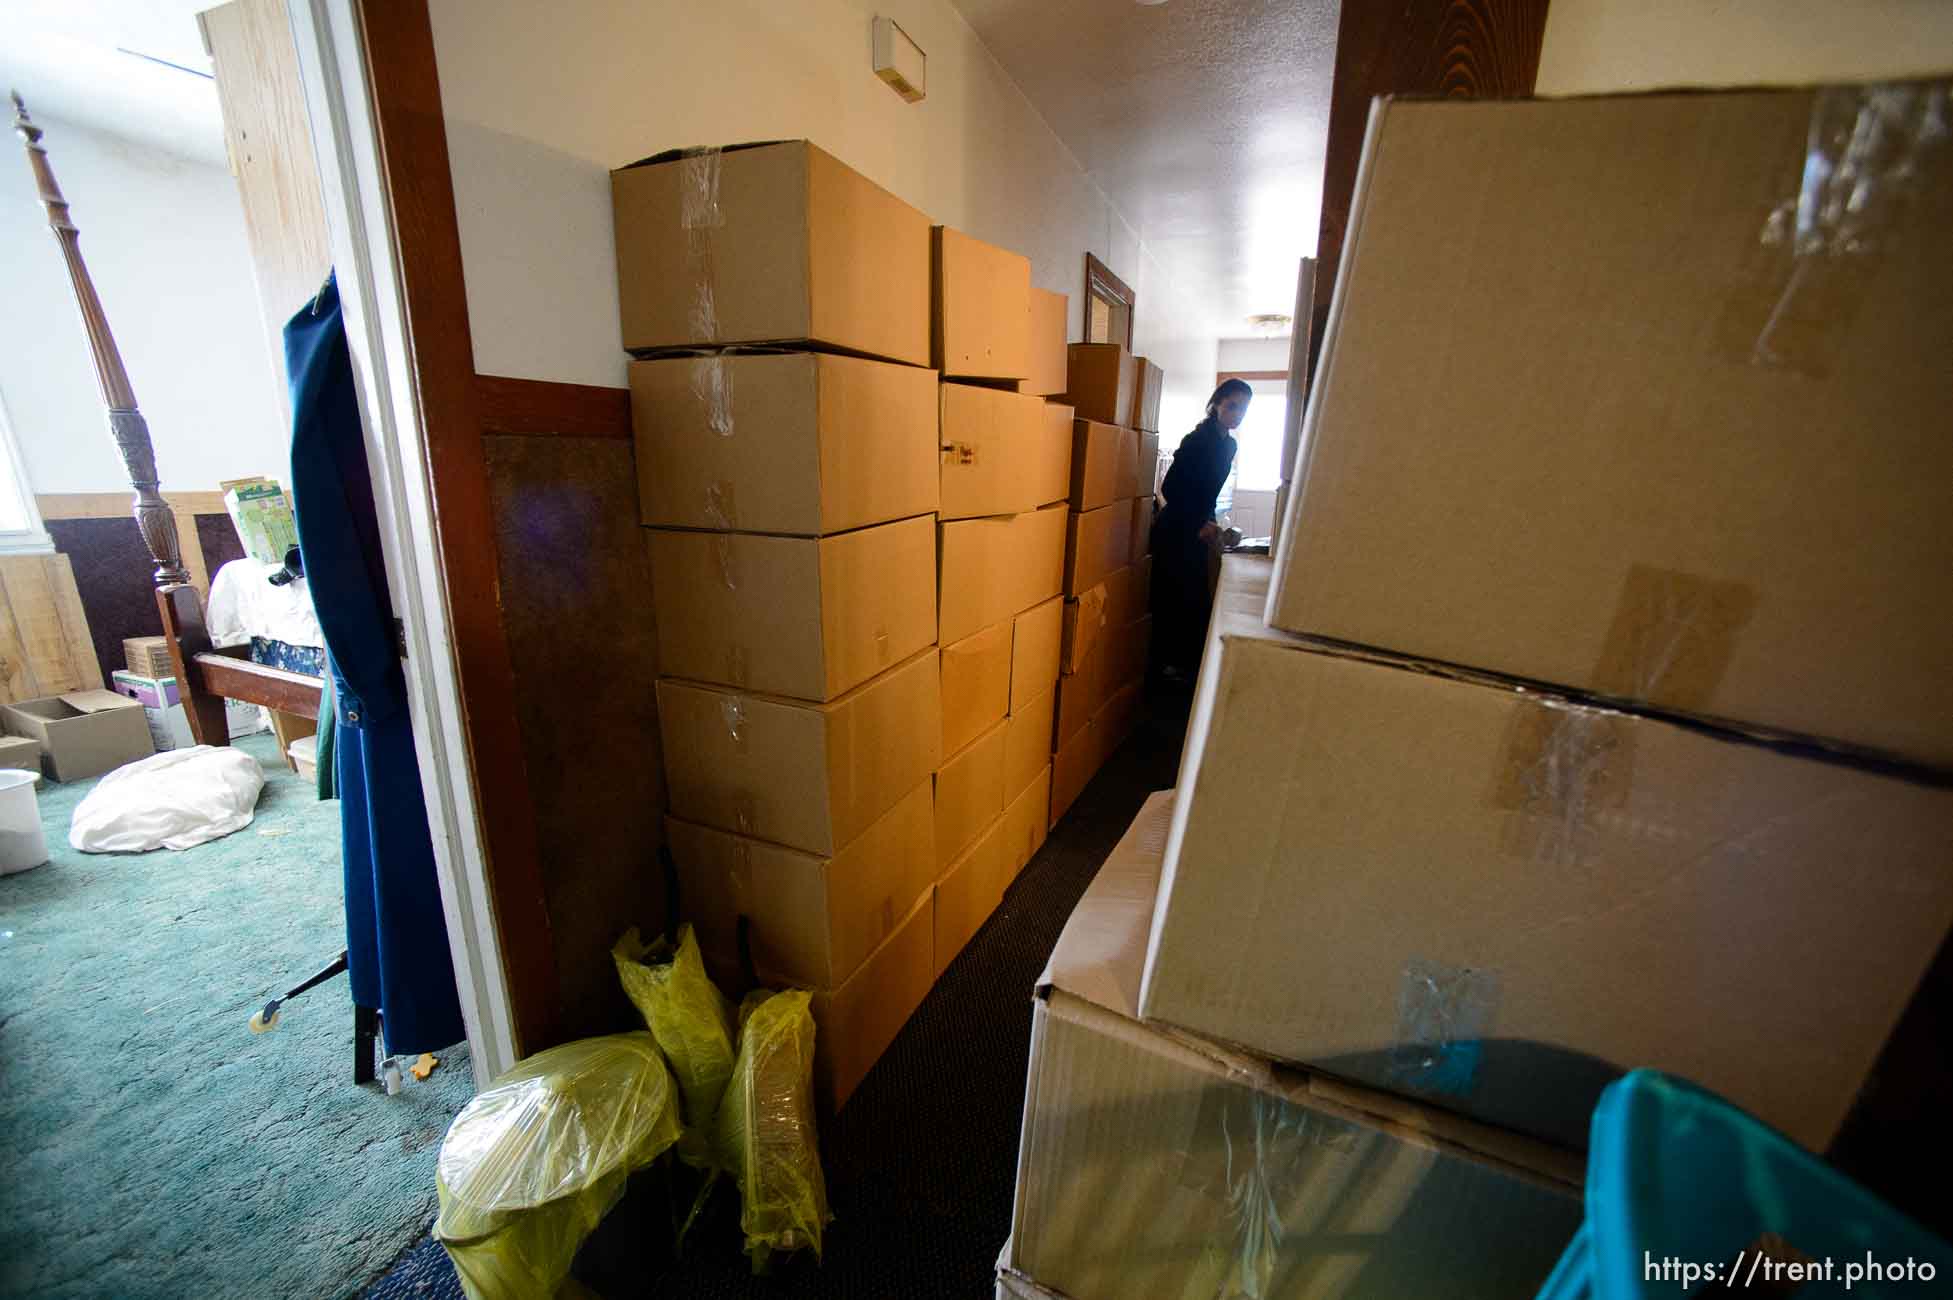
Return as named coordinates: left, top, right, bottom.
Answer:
left=715, top=988, right=830, bottom=1268
left=613, top=924, right=736, bottom=1168
left=434, top=1033, right=681, bottom=1300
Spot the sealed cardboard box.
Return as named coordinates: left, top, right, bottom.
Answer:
left=1108, top=615, right=1151, bottom=689
left=613, top=140, right=930, bottom=364
left=942, top=620, right=1012, bottom=757
left=934, top=226, right=1031, bottom=380
left=809, top=890, right=934, bottom=1111
left=1001, top=764, right=1051, bottom=879
left=631, top=351, right=938, bottom=535
left=1060, top=585, right=1107, bottom=677
left=1134, top=432, right=1159, bottom=499
left=1144, top=559, right=1953, bottom=1152
left=1048, top=710, right=1105, bottom=830
left=937, top=718, right=1006, bottom=873
left=1053, top=639, right=1107, bottom=752
left=1127, top=496, right=1152, bottom=563
left=1009, top=596, right=1062, bottom=714
left=1130, top=555, right=1151, bottom=618
left=939, top=505, right=1068, bottom=645
left=1005, top=793, right=1581, bottom=1300
left=658, top=647, right=940, bottom=855
left=0, top=734, right=41, bottom=774
left=1004, top=686, right=1056, bottom=805
left=1062, top=343, right=1134, bottom=428
left=1064, top=504, right=1131, bottom=598
left=1271, top=88, right=1953, bottom=767
left=648, top=513, right=935, bottom=701
left=1029, top=403, right=1074, bottom=509
left=937, top=814, right=1007, bottom=975
left=1112, top=427, right=1141, bottom=502
left=1021, top=288, right=1068, bottom=397
left=1130, top=355, right=1164, bottom=433
left=1100, top=565, right=1137, bottom=635
left=941, top=383, right=1046, bottom=520
left=1, top=691, right=153, bottom=782
left=122, top=636, right=173, bottom=680
left=669, top=779, right=934, bottom=990
left=1067, top=420, right=1128, bottom=512
left=1098, top=680, right=1139, bottom=749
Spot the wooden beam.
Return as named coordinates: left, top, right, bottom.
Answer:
left=357, top=0, right=558, bottom=1056
left=1314, top=0, right=1551, bottom=313
left=476, top=374, right=632, bottom=439
left=36, top=491, right=230, bottom=520
left=197, top=652, right=322, bottom=718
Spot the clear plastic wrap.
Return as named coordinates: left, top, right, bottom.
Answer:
left=714, top=989, right=831, bottom=1268
left=434, top=1033, right=681, bottom=1300
left=612, top=924, right=737, bottom=1169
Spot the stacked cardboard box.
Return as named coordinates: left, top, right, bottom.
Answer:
left=1050, top=343, right=1162, bottom=826
left=1006, top=85, right=1953, bottom=1297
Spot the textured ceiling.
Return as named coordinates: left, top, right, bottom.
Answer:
left=2, top=1, right=227, bottom=166
left=953, top=0, right=1338, bottom=336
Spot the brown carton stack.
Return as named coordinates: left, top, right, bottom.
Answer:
left=616, top=141, right=948, bottom=1109
left=1136, top=87, right=1953, bottom=1156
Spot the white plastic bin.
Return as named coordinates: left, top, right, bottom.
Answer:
left=0, top=767, right=48, bottom=874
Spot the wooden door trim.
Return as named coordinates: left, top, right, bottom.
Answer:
left=477, top=374, right=632, bottom=439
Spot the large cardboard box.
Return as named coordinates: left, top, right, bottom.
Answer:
left=1009, top=596, right=1062, bottom=714
left=1099, top=680, right=1139, bottom=750
left=1028, top=403, right=1074, bottom=509
left=658, top=647, right=941, bottom=855
left=936, top=814, right=1007, bottom=975
left=939, top=505, right=1068, bottom=645
left=1112, top=427, right=1141, bottom=502
left=612, top=140, right=930, bottom=364
left=1271, top=89, right=1953, bottom=767
left=0, top=734, right=42, bottom=774
left=934, top=226, right=1031, bottom=380
left=1060, top=584, right=1107, bottom=677
left=1048, top=710, right=1105, bottom=831
left=937, top=719, right=1006, bottom=873
left=1143, top=559, right=1953, bottom=1152
left=1053, top=639, right=1107, bottom=752
left=809, top=889, right=935, bottom=1111
left=647, top=513, right=935, bottom=701
left=1130, top=355, right=1164, bottom=433
left=1128, top=495, right=1153, bottom=563
left=1, top=691, right=153, bottom=782
left=1107, top=615, right=1150, bottom=689
left=668, top=779, right=934, bottom=990
left=1005, top=793, right=1582, bottom=1300
left=630, top=351, right=938, bottom=535
left=1130, top=555, right=1151, bottom=618
left=1134, top=431, right=1159, bottom=498
left=942, top=620, right=1012, bottom=758
left=940, top=383, right=1046, bottom=520
left=1064, top=504, right=1131, bottom=598
left=1003, top=686, right=1055, bottom=805
left=1021, top=288, right=1068, bottom=397
left=1062, top=343, right=1134, bottom=428
left=1067, top=420, right=1130, bottom=513
left=1001, top=764, right=1050, bottom=880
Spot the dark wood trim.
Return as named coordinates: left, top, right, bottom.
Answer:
left=357, top=0, right=558, bottom=1055
left=1217, top=369, right=1290, bottom=384
left=158, top=584, right=231, bottom=746
left=1314, top=0, right=1550, bottom=312
left=1084, top=251, right=1136, bottom=349
left=197, top=653, right=323, bottom=718
left=477, top=374, right=632, bottom=439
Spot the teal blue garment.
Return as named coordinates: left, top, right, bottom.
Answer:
left=314, top=674, right=336, bottom=801
left=286, top=273, right=462, bottom=1056
left=1537, top=1070, right=1952, bottom=1298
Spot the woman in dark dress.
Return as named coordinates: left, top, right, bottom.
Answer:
left=1151, top=378, right=1250, bottom=680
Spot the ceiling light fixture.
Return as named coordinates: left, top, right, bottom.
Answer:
left=1247, top=313, right=1292, bottom=334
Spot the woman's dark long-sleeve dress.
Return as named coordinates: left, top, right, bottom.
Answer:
left=1150, top=419, right=1237, bottom=675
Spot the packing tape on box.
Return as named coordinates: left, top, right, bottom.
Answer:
left=720, top=695, right=747, bottom=747
left=1720, top=82, right=1949, bottom=377
left=705, top=477, right=738, bottom=530
left=732, top=790, right=757, bottom=837
left=728, top=838, right=752, bottom=913
left=679, top=147, right=723, bottom=342
left=1389, top=958, right=1501, bottom=1099
left=713, top=532, right=739, bottom=590
left=1590, top=564, right=1756, bottom=712
left=725, top=644, right=750, bottom=689
left=1493, top=695, right=1635, bottom=865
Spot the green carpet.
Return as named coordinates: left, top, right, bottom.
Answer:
left=0, top=732, right=474, bottom=1300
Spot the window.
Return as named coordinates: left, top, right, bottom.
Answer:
left=0, top=387, right=54, bottom=556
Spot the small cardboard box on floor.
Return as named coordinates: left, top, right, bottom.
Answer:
left=658, top=647, right=941, bottom=856
left=1, top=691, right=152, bottom=782
left=1143, top=557, right=1953, bottom=1153
left=630, top=350, right=938, bottom=535
left=1002, top=792, right=1581, bottom=1300
left=646, top=513, right=935, bottom=701
left=612, top=140, right=930, bottom=364
left=1272, top=86, right=1953, bottom=768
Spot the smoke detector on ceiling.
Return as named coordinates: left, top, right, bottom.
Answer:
left=873, top=17, right=927, bottom=103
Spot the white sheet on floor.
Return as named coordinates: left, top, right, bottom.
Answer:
left=69, top=746, right=267, bottom=853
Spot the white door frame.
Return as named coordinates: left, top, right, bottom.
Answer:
left=284, top=0, right=515, bottom=1086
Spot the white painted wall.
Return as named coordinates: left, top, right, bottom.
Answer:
left=1538, top=0, right=1953, bottom=94
left=1217, top=336, right=1291, bottom=374
left=425, top=0, right=1218, bottom=435
left=0, top=114, right=289, bottom=494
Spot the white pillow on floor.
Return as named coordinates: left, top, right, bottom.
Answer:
left=70, top=746, right=267, bottom=853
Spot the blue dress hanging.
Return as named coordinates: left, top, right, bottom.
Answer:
left=285, top=274, right=465, bottom=1056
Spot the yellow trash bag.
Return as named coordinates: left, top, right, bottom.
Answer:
left=434, top=1033, right=681, bottom=1300
left=715, top=989, right=831, bottom=1268
left=612, top=924, right=736, bottom=1168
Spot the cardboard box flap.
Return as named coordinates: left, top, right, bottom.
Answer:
left=60, top=690, right=137, bottom=715
left=1036, top=790, right=1175, bottom=1016
left=620, top=138, right=795, bottom=170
